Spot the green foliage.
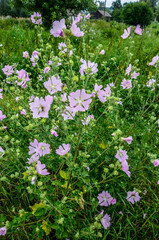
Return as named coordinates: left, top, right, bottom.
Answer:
left=121, top=2, right=154, bottom=27
left=0, top=0, right=28, bottom=17
left=10, top=0, right=97, bottom=27
left=112, top=0, right=122, bottom=10
left=112, top=8, right=122, bottom=22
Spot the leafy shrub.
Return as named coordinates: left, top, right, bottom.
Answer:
left=121, top=2, right=154, bottom=27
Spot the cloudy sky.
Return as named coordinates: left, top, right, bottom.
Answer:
left=102, top=0, right=138, bottom=8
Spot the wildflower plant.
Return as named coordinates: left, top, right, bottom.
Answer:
left=0, top=12, right=159, bottom=240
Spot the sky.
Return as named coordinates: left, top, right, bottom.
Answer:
left=101, top=0, right=138, bottom=8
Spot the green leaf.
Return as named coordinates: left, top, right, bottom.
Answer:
left=31, top=202, right=45, bottom=215
left=59, top=170, right=68, bottom=180
left=41, top=221, right=51, bottom=236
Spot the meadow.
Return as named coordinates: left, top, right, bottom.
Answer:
left=0, top=15, right=159, bottom=240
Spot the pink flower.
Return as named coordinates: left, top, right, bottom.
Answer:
left=21, top=109, right=26, bottom=115
left=44, top=75, right=62, bottom=95
left=30, top=51, right=39, bottom=66
left=29, top=95, right=53, bottom=118
left=16, top=69, right=30, bottom=88
left=37, top=160, right=50, bottom=175
left=86, top=13, right=91, bottom=19
left=131, top=71, right=139, bottom=79
left=84, top=165, right=90, bottom=171
left=51, top=126, right=58, bottom=137
left=153, top=159, right=159, bottom=167
left=80, top=59, right=98, bottom=75
left=126, top=191, right=140, bottom=204
left=115, top=149, right=128, bottom=162
left=56, top=143, right=71, bottom=155
left=71, top=23, right=84, bottom=37
left=32, top=50, right=39, bottom=56
left=97, top=191, right=115, bottom=207
left=44, top=67, right=50, bottom=74
left=50, top=18, right=66, bottom=37
left=123, top=136, right=133, bottom=144
left=0, top=146, right=4, bottom=157
left=135, top=25, right=142, bottom=35
left=111, top=198, right=117, bottom=205
left=146, top=79, right=156, bottom=90
left=31, top=176, right=36, bottom=184
left=31, top=12, right=42, bottom=25
left=101, top=214, right=111, bottom=229
left=93, top=84, right=107, bottom=103
left=0, top=110, right=6, bottom=121
left=74, top=13, right=82, bottom=24
left=62, top=105, right=76, bottom=120
left=121, top=160, right=131, bottom=177
left=29, top=139, right=50, bottom=157
left=149, top=55, right=159, bottom=66
left=48, top=60, right=52, bottom=65
left=143, top=213, right=146, bottom=219
left=0, top=89, right=3, bottom=99
left=58, top=42, right=67, bottom=53
left=23, top=51, right=29, bottom=58
left=61, top=93, right=67, bottom=102
left=121, top=79, right=132, bottom=89
left=100, top=49, right=105, bottom=55
left=68, top=89, right=92, bottom=112
left=94, top=83, right=103, bottom=92
left=27, top=155, right=39, bottom=165
left=0, top=227, right=7, bottom=236
left=121, top=26, right=131, bottom=39
left=29, top=95, right=35, bottom=102
left=104, top=85, right=111, bottom=98
left=157, top=180, right=159, bottom=184
left=125, top=64, right=132, bottom=75
left=2, top=65, right=14, bottom=77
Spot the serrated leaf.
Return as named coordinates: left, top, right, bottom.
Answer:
left=41, top=221, right=51, bottom=236
left=59, top=170, right=68, bottom=180
left=31, top=202, right=45, bottom=215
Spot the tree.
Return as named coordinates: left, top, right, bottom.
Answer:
left=0, top=0, right=28, bottom=17
left=111, top=0, right=122, bottom=22
left=140, top=0, right=159, bottom=12
left=10, top=0, right=97, bottom=27
left=112, top=0, right=122, bottom=10
left=0, top=0, right=12, bottom=16
left=121, top=2, right=154, bottom=27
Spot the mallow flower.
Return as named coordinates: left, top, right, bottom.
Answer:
left=68, top=89, right=92, bottom=112
left=126, top=191, right=140, bottom=204
left=50, top=18, right=66, bottom=37
left=0, top=227, right=7, bottom=236
left=29, top=95, right=53, bottom=118
left=135, top=25, right=142, bottom=35
left=44, top=75, right=63, bottom=95
left=31, top=12, right=42, bottom=25
left=80, top=59, right=98, bottom=75
left=121, top=26, right=131, bottom=39
left=56, top=143, right=71, bottom=155
left=37, top=161, right=50, bottom=175
left=2, top=65, right=14, bottom=77
left=71, top=23, right=84, bottom=37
